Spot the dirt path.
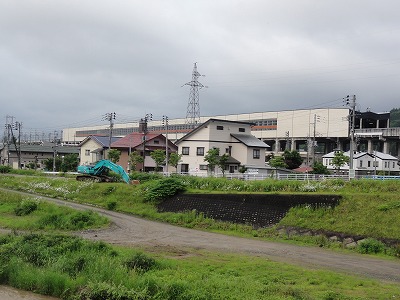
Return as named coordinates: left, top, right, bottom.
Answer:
left=3, top=189, right=400, bottom=283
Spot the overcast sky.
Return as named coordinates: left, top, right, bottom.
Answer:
left=1, top=0, right=400, bottom=135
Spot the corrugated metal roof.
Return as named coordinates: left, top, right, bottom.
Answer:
left=231, top=133, right=270, bottom=148
left=9, top=144, right=79, bottom=154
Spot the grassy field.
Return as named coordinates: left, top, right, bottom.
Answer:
left=1, top=174, right=400, bottom=299
left=1, top=233, right=399, bottom=300
left=1, top=175, right=400, bottom=243
left=0, top=189, right=109, bottom=231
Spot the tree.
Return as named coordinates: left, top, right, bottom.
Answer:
left=107, top=149, right=121, bottom=163
left=268, top=156, right=288, bottom=169
left=60, top=154, right=79, bottom=172
left=168, top=152, right=182, bottom=172
left=204, top=148, right=220, bottom=174
left=218, top=154, right=230, bottom=176
left=390, top=108, right=400, bottom=127
left=43, top=156, right=62, bottom=171
left=282, top=150, right=303, bottom=169
left=311, top=161, right=330, bottom=175
left=150, top=149, right=166, bottom=172
left=128, top=151, right=144, bottom=172
left=331, top=150, right=349, bottom=173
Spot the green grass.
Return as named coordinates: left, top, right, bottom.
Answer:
left=1, top=233, right=399, bottom=300
left=0, top=189, right=109, bottom=231
left=1, top=174, right=400, bottom=253
left=280, top=192, right=400, bottom=240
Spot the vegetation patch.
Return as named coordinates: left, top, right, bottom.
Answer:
left=0, top=190, right=109, bottom=231
left=143, top=177, right=187, bottom=203
left=0, top=233, right=399, bottom=300
left=2, top=175, right=400, bottom=256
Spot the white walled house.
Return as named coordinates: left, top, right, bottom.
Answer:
left=175, top=119, right=270, bottom=174
left=78, top=136, right=121, bottom=166
left=323, top=150, right=400, bottom=175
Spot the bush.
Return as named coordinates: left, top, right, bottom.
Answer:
left=107, top=201, right=117, bottom=210
left=125, top=252, right=157, bottom=272
left=0, top=165, right=11, bottom=173
left=14, top=200, right=38, bottom=216
left=358, top=238, right=385, bottom=254
left=143, top=178, right=186, bottom=203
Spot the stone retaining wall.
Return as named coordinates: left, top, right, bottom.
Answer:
left=158, top=194, right=341, bottom=228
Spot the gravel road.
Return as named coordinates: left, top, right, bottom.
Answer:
left=3, top=188, right=400, bottom=283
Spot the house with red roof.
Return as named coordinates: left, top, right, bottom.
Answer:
left=111, top=132, right=178, bottom=172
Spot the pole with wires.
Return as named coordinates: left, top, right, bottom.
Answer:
left=163, top=115, right=169, bottom=174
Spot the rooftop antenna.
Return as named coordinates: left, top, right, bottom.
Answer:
left=183, top=62, right=206, bottom=127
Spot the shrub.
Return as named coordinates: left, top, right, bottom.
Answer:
left=14, top=200, right=38, bottom=216
left=125, top=252, right=157, bottom=273
left=143, top=178, right=186, bottom=203
left=107, top=201, right=117, bottom=210
left=358, top=238, right=385, bottom=254
left=0, top=165, right=11, bottom=173
left=68, top=211, right=97, bottom=229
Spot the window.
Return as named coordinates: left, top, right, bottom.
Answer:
left=199, top=164, right=208, bottom=170
left=239, top=127, right=245, bottom=132
left=85, top=149, right=90, bottom=156
left=153, top=140, right=159, bottom=144
left=359, top=160, right=363, bottom=168
left=182, top=147, right=189, bottom=155
left=225, top=146, right=232, bottom=155
left=216, top=125, right=224, bottom=130
left=393, top=162, right=396, bottom=168
left=253, top=149, right=260, bottom=159
left=196, top=147, right=205, bottom=156
left=368, top=161, right=371, bottom=167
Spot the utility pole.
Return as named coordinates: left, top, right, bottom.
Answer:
left=183, top=63, right=206, bottom=127
left=12, top=121, right=22, bottom=169
left=344, top=95, right=356, bottom=178
left=312, top=114, right=320, bottom=165
left=140, top=113, right=152, bottom=172
left=285, top=131, right=290, bottom=150
left=103, top=112, right=116, bottom=153
left=163, top=115, right=169, bottom=174
left=4, top=115, right=14, bottom=166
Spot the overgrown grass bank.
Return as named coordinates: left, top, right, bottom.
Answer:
left=0, top=190, right=109, bottom=231
left=1, top=233, right=399, bottom=300
left=1, top=174, right=400, bottom=253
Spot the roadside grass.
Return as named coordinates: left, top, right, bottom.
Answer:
left=280, top=192, right=400, bottom=240
left=0, top=190, right=109, bottom=231
left=1, top=233, right=399, bottom=300
left=1, top=174, right=400, bottom=255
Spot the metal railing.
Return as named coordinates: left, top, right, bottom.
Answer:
left=168, top=172, right=400, bottom=181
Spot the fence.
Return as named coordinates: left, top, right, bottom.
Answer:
left=173, top=172, right=400, bottom=181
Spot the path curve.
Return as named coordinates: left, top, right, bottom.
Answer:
left=3, top=188, right=400, bottom=283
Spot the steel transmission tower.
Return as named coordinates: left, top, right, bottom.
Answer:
left=183, top=63, right=205, bottom=127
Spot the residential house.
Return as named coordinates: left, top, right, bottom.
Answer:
left=175, top=119, right=270, bottom=174
left=78, top=135, right=121, bottom=166
left=322, top=150, right=400, bottom=175
left=111, top=132, right=178, bottom=172
left=0, top=142, right=79, bottom=170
